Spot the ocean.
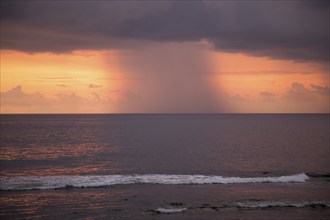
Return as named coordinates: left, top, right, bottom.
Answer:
left=0, top=114, right=329, bottom=219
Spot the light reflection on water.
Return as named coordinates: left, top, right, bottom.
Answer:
left=0, top=162, right=119, bottom=176
left=2, top=185, right=164, bottom=219
left=0, top=190, right=125, bottom=219
left=1, top=183, right=330, bottom=220
left=1, top=114, right=330, bottom=176
left=0, top=142, right=121, bottom=176
left=0, top=143, right=112, bottom=160
left=1, top=114, right=124, bottom=176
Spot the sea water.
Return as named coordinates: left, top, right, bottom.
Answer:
left=0, top=114, right=329, bottom=219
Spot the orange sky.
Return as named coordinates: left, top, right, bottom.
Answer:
left=1, top=50, right=117, bottom=113
left=1, top=1, right=329, bottom=113
left=0, top=46, right=329, bottom=113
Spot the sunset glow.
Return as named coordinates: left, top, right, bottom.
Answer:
left=1, top=50, right=124, bottom=113
left=1, top=1, right=329, bottom=113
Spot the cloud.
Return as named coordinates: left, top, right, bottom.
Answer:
left=56, top=93, right=86, bottom=105
left=0, top=85, right=113, bottom=113
left=0, top=85, right=51, bottom=107
left=88, top=83, right=101, bottom=88
left=225, top=84, right=329, bottom=113
left=310, top=84, right=330, bottom=96
left=284, top=82, right=317, bottom=101
left=1, top=1, right=329, bottom=62
left=56, top=84, right=66, bottom=87
left=260, top=91, right=276, bottom=101
left=231, top=94, right=248, bottom=102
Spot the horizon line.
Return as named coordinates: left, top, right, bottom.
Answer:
left=1, top=113, right=329, bottom=115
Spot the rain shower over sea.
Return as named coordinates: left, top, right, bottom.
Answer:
left=0, top=114, right=329, bottom=219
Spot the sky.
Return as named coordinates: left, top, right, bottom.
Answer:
left=0, top=0, right=329, bottom=113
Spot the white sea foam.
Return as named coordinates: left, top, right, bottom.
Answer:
left=235, top=201, right=330, bottom=209
left=153, top=201, right=330, bottom=213
left=0, top=173, right=309, bottom=191
left=154, top=207, right=187, bottom=213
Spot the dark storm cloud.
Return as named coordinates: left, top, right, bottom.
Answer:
left=1, top=1, right=329, bottom=61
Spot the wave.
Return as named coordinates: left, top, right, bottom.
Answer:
left=235, top=201, right=330, bottom=209
left=153, top=207, right=187, bottom=214
left=152, top=201, right=330, bottom=214
left=0, top=173, right=308, bottom=191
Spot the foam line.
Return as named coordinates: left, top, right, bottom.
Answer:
left=235, top=201, right=330, bottom=209
left=0, top=173, right=309, bottom=191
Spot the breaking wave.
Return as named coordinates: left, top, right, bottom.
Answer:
left=235, top=201, right=330, bottom=209
left=152, top=201, right=330, bottom=214
left=0, top=173, right=309, bottom=191
left=153, top=207, right=187, bottom=214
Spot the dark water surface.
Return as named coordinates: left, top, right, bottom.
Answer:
left=0, top=114, right=329, bottom=219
